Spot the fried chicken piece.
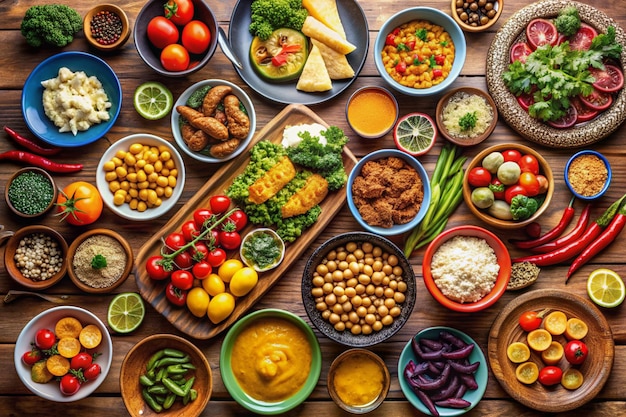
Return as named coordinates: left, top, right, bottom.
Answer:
left=202, top=85, right=232, bottom=116
left=181, top=123, right=196, bottom=142
left=190, top=116, right=229, bottom=141
left=214, top=109, right=227, bottom=125
left=351, top=175, right=385, bottom=199
left=395, top=185, right=423, bottom=210
left=392, top=205, right=420, bottom=224
left=210, top=138, right=241, bottom=158
left=186, top=129, right=212, bottom=152
left=360, top=160, right=384, bottom=177
left=176, top=105, right=204, bottom=122
left=282, top=174, right=329, bottom=218
left=386, top=156, right=406, bottom=170
left=248, top=156, right=297, bottom=204
left=390, top=167, right=420, bottom=192
left=224, top=95, right=251, bottom=139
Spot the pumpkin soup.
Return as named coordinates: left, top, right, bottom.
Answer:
left=331, top=351, right=387, bottom=407
left=347, top=87, right=398, bottom=138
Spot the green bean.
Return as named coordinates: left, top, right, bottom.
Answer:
left=139, top=374, right=155, bottom=387
left=154, top=355, right=190, bottom=368
left=166, top=364, right=189, bottom=375
left=163, top=392, right=177, bottom=409
left=147, top=350, right=166, bottom=372
left=162, top=377, right=187, bottom=397
left=147, top=384, right=169, bottom=395
left=163, top=348, right=186, bottom=358
left=142, top=389, right=163, bottom=413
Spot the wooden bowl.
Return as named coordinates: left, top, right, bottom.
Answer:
left=5, top=167, right=57, bottom=218
left=4, top=225, right=68, bottom=290
left=436, top=87, right=498, bottom=147
left=462, top=143, right=554, bottom=229
left=67, top=229, right=133, bottom=294
left=120, top=334, right=212, bottom=417
left=83, top=4, right=131, bottom=51
left=451, top=0, right=503, bottom=32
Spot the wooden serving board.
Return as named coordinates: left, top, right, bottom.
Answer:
left=134, top=104, right=358, bottom=340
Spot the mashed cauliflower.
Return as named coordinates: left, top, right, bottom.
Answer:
left=281, top=123, right=327, bottom=148
left=430, top=236, right=499, bottom=303
left=41, top=67, right=111, bottom=136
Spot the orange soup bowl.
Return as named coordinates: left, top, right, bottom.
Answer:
left=346, top=86, right=399, bottom=138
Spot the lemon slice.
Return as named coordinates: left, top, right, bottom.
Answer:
left=393, top=112, right=437, bottom=156
left=107, top=292, right=146, bottom=333
left=587, top=268, right=625, bottom=308
left=133, top=82, right=173, bottom=120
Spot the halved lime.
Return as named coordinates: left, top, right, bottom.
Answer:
left=133, top=82, right=174, bottom=120
left=107, top=292, right=145, bottom=333
left=393, top=112, right=437, bottom=156
left=587, top=268, right=625, bottom=308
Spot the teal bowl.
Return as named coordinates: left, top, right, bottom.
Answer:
left=220, top=309, right=322, bottom=415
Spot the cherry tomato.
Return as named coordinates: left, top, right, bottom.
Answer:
left=571, top=96, right=599, bottom=123
left=165, top=282, right=187, bottom=306
left=207, top=248, right=226, bottom=268
left=181, top=220, right=200, bottom=242
left=395, top=61, right=407, bottom=73
left=182, top=20, right=211, bottom=54
left=579, top=88, right=613, bottom=111
left=189, top=241, right=209, bottom=261
left=536, top=174, right=549, bottom=194
left=525, top=222, right=542, bottom=238
left=204, top=229, right=220, bottom=248
left=22, top=350, right=42, bottom=366
left=35, top=328, right=56, bottom=350
left=164, top=232, right=187, bottom=252
left=547, top=104, right=578, bottom=129
left=192, top=261, right=212, bottom=280
left=518, top=172, right=540, bottom=196
left=526, top=18, right=558, bottom=50
left=225, top=209, right=248, bottom=231
left=194, top=208, right=214, bottom=229
left=146, top=255, right=171, bottom=281
left=60, top=374, right=81, bottom=396
left=502, top=149, right=522, bottom=163
left=564, top=340, right=588, bottom=365
left=510, top=42, right=532, bottom=63
left=568, top=23, right=597, bottom=51
left=70, top=352, right=92, bottom=370
left=505, top=184, right=528, bottom=204
left=590, top=64, right=624, bottom=93
left=519, top=310, right=543, bottom=332
left=173, top=251, right=193, bottom=269
left=561, top=368, right=584, bottom=390
left=209, top=195, right=231, bottom=214
left=171, top=269, right=194, bottom=290
left=56, top=181, right=103, bottom=226
left=83, top=363, right=101, bottom=381
left=489, top=178, right=506, bottom=200
left=538, top=366, right=563, bottom=386
left=164, top=0, right=194, bottom=26
left=219, top=231, right=241, bottom=250
left=518, top=154, right=540, bottom=175
left=147, top=16, right=179, bottom=49
left=468, top=167, right=492, bottom=187
left=161, top=43, right=190, bottom=71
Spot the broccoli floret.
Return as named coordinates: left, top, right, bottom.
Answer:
left=275, top=206, right=322, bottom=242
left=20, top=4, right=82, bottom=48
left=554, top=6, right=581, bottom=37
left=249, top=0, right=308, bottom=40
left=510, top=195, right=540, bottom=221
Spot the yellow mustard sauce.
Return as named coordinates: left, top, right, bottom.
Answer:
left=231, top=317, right=312, bottom=402
left=332, top=352, right=385, bottom=407
left=347, top=89, right=397, bottom=137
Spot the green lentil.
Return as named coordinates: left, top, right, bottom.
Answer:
left=8, top=171, right=55, bottom=215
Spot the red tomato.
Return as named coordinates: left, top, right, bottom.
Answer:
left=83, top=363, right=101, bottom=381
left=146, top=255, right=171, bottom=280
left=22, top=350, right=42, bottom=366
left=173, top=251, right=193, bottom=269
left=225, top=209, right=247, bottom=231
left=171, top=269, right=194, bottom=291
left=395, top=61, right=407, bottom=73
left=164, top=0, right=194, bottom=26
left=181, top=220, right=199, bottom=242
left=547, top=104, right=578, bottom=129
left=60, top=374, right=81, bottom=396
left=489, top=178, right=506, bottom=200
left=35, top=328, right=56, bottom=350
left=579, top=88, right=613, bottom=111
left=164, top=232, right=187, bottom=252
left=189, top=242, right=209, bottom=261
left=518, top=154, right=540, bottom=175
left=505, top=185, right=528, bottom=204
left=70, top=352, right=92, bottom=370
left=516, top=92, right=535, bottom=111
left=165, top=282, right=187, bottom=306
left=590, top=64, right=624, bottom=93
left=510, top=42, right=532, bottom=63
left=502, top=149, right=522, bottom=163
left=207, top=248, right=226, bottom=268
left=525, top=222, right=542, bottom=238
left=568, top=23, right=597, bottom=51
left=519, top=310, right=543, bottom=332
left=192, top=261, right=212, bottom=280
left=209, top=195, right=231, bottom=214
left=204, top=229, right=220, bottom=248
left=147, top=16, right=179, bottom=49
left=468, top=167, right=492, bottom=187
left=194, top=208, right=214, bottom=229
left=536, top=174, right=549, bottom=194
left=564, top=340, right=588, bottom=365
left=526, top=18, right=558, bottom=50
left=219, top=231, right=241, bottom=250
left=161, top=43, right=190, bottom=71
left=571, top=96, right=599, bottom=123
left=538, top=366, right=563, bottom=386
left=518, top=172, right=540, bottom=196
left=56, top=181, right=103, bottom=226
left=182, top=20, right=211, bottom=55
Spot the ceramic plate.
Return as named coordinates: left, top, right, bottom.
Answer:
left=228, top=0, right=369, bottom=105
left=488, top=289, right=614, bottom=412
left=486, top=0, right=626, bottom=148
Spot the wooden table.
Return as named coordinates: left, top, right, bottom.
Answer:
left=1, top=0, right=625, bottom=415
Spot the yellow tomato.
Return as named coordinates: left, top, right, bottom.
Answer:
left=202, top=273, right=226, bottom=296
left=229, top=267, right=259, bottom=297
left=218, top=259, right=244, bottom=283
left=543, top=310, right=567, bottom=335
left=208, top=292, right=235, bottom=324
left=506, top=342, right=530, bottom=363
left=186, top=287, right=210, bottom=318
left=515, top=361, right=539, bottom=385
left=541, top=341, right=564, bottom=365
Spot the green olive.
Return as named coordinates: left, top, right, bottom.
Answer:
left=250, top=28, right=309, bottom=82
left=471, top=187, right=495, bottom=209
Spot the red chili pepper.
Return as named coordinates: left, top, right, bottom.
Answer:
left=530, top=203, right=591, bottom=253
left=0, top=150, right=83, bottom=173
left=512, top=195, right=626, bottom=267
left=434, top=54, right=446, bottom=65
left=433, top=68, right=443, bottom=78
left=3, top=125, right=61, bottom=156
left=510, top=196, right=576, bottom=249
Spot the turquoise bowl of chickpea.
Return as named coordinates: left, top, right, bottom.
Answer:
left=95, top=134, right=186, bottom=221
left=301, top=232, right=416, bottom=347
left=374, top=7, right=467, bottom=97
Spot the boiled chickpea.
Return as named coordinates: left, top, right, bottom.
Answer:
left=334, top=322, right=346, bottom=332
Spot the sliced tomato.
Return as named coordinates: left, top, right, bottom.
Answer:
left=510, top=42, right=533, bottom=63
left=526, top=19, right=558, bottom=50
left=590, top=64, right=624, bottom=93
left=547, top=104, right=578, bottom=128
left=571, top=96, right=599, bottom=123
left=517, top=92, right=535, bottom=111
left=579, top=88, right=613, bottom=111
left=568, top=23, right=597, bottom=51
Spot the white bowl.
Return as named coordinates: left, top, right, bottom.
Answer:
left=96, top=134, right=186, bottom=221
left=14, top=306, right=113, bottom=402
left=171, top=79, right=256, bottom=163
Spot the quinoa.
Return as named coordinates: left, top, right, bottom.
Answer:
left=430, top=235, right=499, bottom=303
left=442, top=91, right=494, bottom=139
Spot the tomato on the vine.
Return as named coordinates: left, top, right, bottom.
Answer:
left=161, top=43, right=190, bottom=72
left=147, top=16, right=179, bottom=49
left=35, top=328, right=56, bottom=350
left=192, top=261, right=212, bottom=280
left=171, top=269, right=194, bottom=290
left=468, top=167, right=492, bottom=187
left=518, top=154, right=539, bottom=175
left=181, top=220, right=199, bottom=242
left=207, top=248, right=226, bottom=268
left=220, top=231, right=241, bottom=250
left=22, top=350, right=42, bottom=366
left=193, top=208, right=214, bottom=229
left=225, top=209, right=247, bottom=231
left=164, top=0, right=194, bottom=26
left=146, top=255, right=171, bottom=280
left=564, top=340, right=588, bottom=365
left=173, top=251, right=193, bottom=269
left=538, top=366, right=563, bottom=386
left=60, top=374, right=81, bottom=396
left=182, top=20, right=211, bottom=55
left=209, top=195, right=231, bottom=214
left=164, top=232, right=187, bottom=252
left=165, top=282, right=188, bottom=306
left=83, top=363, right=101, bottom=381
left=56, top=181, right=103, bottom=226
left=70, top=352, right=92, bottom=371
left=189, top=241, right=210, bottom=261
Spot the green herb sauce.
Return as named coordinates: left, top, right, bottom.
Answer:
left=242, top=232, right=282, bottom=270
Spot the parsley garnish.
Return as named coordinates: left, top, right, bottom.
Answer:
left=459, top=112, right=478, bottom=130
left=440, top=40, right=449, bottom=46
left=397, top=43, right=410, bottom=52
left=428, top=55, right=436, bottom=67
left=416, top=28, right=427, bottom=41
left=91, top=254, right=108, bottom=269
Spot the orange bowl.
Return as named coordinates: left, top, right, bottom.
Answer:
left=422, top=225, right=511, bottom=313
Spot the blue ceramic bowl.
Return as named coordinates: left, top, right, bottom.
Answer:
left=21, top=51, right=121, bottom=147
left=374, top=7, right=466, bottom=96
left=398, top=326, right=488, bottom=416
left=565, top=150, right=612, bottom=201
left=347, top=149, right=431, bottom=236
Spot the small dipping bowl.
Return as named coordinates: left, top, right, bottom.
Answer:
left=565, top=150, right=611, bottom=201
left=328, top=348, right=390, bottom=414
left=240, top=228, right=285, bottom=272
left=83, top=4, right=131, bottom=52
left=346, top=86, right=399, bottom=138
left=5, top=167, right=57, bottom=218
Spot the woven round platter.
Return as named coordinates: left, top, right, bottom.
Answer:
left=486, top=0, right=626, bottom=148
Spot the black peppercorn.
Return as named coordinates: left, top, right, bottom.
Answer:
left=90, top=10, right=123, bottom=45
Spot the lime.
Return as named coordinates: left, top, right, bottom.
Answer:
left=133, top=82, right=173, bottom=120
left=107, top=292, right=145, bottom=333
left=393, top=112, right=437, bottom=156
left=587, top=268, right=625, bottom=308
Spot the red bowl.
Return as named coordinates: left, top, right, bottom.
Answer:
left=422, top=225, right=511, bottom=312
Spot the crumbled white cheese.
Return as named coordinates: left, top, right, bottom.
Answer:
left=281, top=123, right=327, bottom=148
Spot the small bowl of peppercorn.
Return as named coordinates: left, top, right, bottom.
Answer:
left=451, top=0, right=503, bottom=32
left=83, top=4, right=131, bottom=52
left=3, top=225, right=69, bottom=290
left=5, top=167, right=58, bottom=218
